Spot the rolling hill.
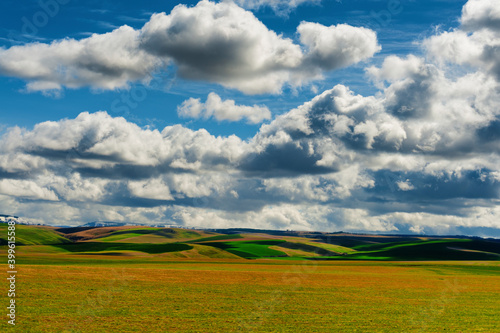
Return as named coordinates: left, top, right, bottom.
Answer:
left=1, top=224, right=499, bottom=261
left=0, top=224, right=71, bottom=246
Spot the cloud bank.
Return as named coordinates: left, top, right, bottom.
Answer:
left=0, top=0, right=499, bottom=236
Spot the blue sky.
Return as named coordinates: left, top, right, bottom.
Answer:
left=0, top=0, right=465, bottom=135
left=0, top=0, right=499, bottom=236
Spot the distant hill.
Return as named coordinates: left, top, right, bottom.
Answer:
left=1, top=224, right=499, bottom=261
left=79, top=221, right=173, bottom=228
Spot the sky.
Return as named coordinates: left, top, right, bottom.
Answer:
left=0, top=0, right=499, bottom=236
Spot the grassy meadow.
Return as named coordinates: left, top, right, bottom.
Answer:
left=1, top=224, right=499, bottom=332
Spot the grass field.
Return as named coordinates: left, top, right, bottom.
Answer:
left=1, top=254, right=499, bottom=332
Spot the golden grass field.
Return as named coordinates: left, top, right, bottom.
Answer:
left=2, top=255, right=499, bottom=332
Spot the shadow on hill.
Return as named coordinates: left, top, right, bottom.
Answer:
left=53, top=242, right=193, bottom=254
left=372, top=240, right=500, bottom=261
left=99, top=228, right=202, bottom=239
left=313, top=235, right=425, bottom=248
left=56, top=227, right=96, bottom=234
left=312, top=239, right=500, bottom=261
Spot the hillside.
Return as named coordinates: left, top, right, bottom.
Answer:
left=0, top=224, right=71, bottom=246
left=1, top=224, right=499, bottom=261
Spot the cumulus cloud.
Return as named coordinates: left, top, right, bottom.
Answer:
left=0, top=26, right=161, bottom=92
left=0, top=178, right=59, bottom=201
left=1, top=0, right=500, bottom=236
left=128, top=178, right=174, bottom=201
left=396, top=180, right=414, bottom=191
left=178, top=92, right=271, bottom=124
left=461, top=0, right=500, bottom=31
left=0, top=111, right=249, bottom=196
left=0, top=0, right=379, bottom=94
left=0, top=97, right=499, bottom=233
left=424, top=0, right=500, bottom=81
left=140, top=1, right=379, bottom=94
left=298, top=22, right=381, bottom=71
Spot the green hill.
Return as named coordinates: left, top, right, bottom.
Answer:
left=56, top=226, right=212, bottom=242
left=315, top=239, right=500, bottom=261
left=198, top=240, right=289, bottom=259
left=0, top=224, right=71, bottom=245
left=2, top=224, right=499, bottom=261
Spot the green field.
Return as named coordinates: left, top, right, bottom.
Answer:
left=198, top=240, right=288, bottom=258
left=1, top=225, right=499, bottom=332
left=1, top=257, right=499, bottom=332
left=0, top=224, right=70, bottom=246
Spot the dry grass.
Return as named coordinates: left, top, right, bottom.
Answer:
left=2, top=258, right=499, bottom=332
left=59, top=226, right=150, bottom=240
left=268, top=245, right=322, bottom=257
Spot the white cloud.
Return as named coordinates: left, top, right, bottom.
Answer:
left=461, top=0, right=500, bottom=31
left=0, top=179, right=59, bottom=201
left=384, top=207, right=500, bottom=235
left=140, top=0, right=302, bottom=94
left=0, top=26, right=161, bottom=92
left=298, top=22, right=381, bottom=71
left=178, top=92, right=271, bottom=124
left=49, top=174, right=107, bottom=202
left=366, top=55, right=424, bottom=84
left=424, top=0, right=500, bottom=81
left=409, top=225, right=424, bottom=234
left=261, top=167, right=374, bottom=201
left=396, top=180, right=414, bottom=191
left=128, top=178, right=174, bottom=201
left=0, top=111, right=247, bottom=174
